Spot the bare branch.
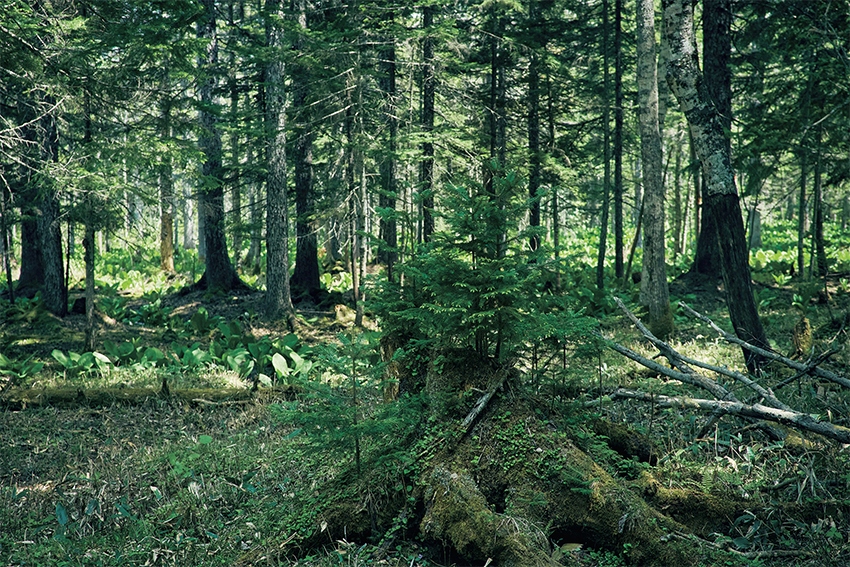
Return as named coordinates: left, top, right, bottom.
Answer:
left=680, top=302, right=850, bottom=390
left=610, top=388, right=850, bottom=444
left=613, top=297, right=791, bottom=410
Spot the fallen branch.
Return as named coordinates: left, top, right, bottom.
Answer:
left=461, top=369, right=510, bottom=432
left=610, top=388, right=850, bottom=444
left=679, top=302, right=850, bottom=390
left=613, top=298, right=789, bottom=410
left=602, top=334, right=735, bottom=401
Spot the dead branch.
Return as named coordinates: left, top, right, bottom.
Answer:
left=679, top=302, right=850, bottom=390
left=613, top=298, right=789, bottom=410
left=603, top=337, right=734, bottom=400
left=461, top=369, right=510, bottom=432
left=610, top=388, right=850, bottom=444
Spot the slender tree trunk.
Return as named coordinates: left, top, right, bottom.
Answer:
left=378, top=13, right=399, bottom=280
left=159, top=93, right=175, bottom=273
left=672, top=135, right=684, bottom=259
left=420, top=4, right=435, bottom=243
left=263, top=0, right=294, bottom=323
left=546, top=66, right=561, bottom=291
left=0, top=187, right=13, bottom=303
left=812, top=126, right=827, bottom=277
left=229, top=76, right=243, bottom=269
left=597, top=0, right=611, bottom=291
left=636, top=0, right=673, bottom=338
left=82, top=89, right=97, bottom=350
left=527, top=1, right=542, bottom=254
left=182, top=184, right=195, bottom=251
left=797, top=150, right=807, bottom=277
left=613, top=0, right=624, bottom=280
left=84, top=220, right=96, bottom=350
left=663, top=0, right=769, bottom=372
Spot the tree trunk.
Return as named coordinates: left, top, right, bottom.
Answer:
left=527, top=1, right=542, bottom=254
left=290, top=0, right=320, bottom=296
left=159, top=93, right=175, bottom=273
left=672, top=132, right=684, bottom=259
left=84, top=222, right=96, bottom=351
left=420, top=4, right=435, bottom=243
left=38, top=96, right=66, bottom=317
left=229, top=76, right=243, bottom=270
left=15, top=95, right=46, bottom=296
left=689, top=0, right=731, bottom=279
left=378, top=12, right=399, bottom=281
left=812, top=127, right=827, bottom=277
left=613, top=0, right=624, bottom=280
left=797, top=149, right=807, bottom=277
left=636, top=0, right=673, bottom=338
left=197, top=0, right=239, bottom=293
left=662, top=0, right=769, bottom=371
left=545, top=64, right=561, bottom=291
left=263, top=0, right=294, bottom=323
left=596, top=0, right=611, bottom=291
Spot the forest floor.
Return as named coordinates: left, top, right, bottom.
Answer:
left=2, top=271, right=850, bottom=566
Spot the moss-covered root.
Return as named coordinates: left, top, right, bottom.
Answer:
left=420, top=466, right=557, bottom=567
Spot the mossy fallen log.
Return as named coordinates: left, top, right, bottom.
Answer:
left=0, top=385, right=298, bottom=409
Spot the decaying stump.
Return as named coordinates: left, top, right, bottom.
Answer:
left=301, top=349, right=712, bottom=566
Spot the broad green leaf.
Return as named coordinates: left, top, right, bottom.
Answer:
left=51, top=350, right=71, bottom=369
left=272, top=352, right=289, bottom=377
left=55, top=502, right=68, bottom=525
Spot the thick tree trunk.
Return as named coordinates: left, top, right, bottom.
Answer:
left=197, top=0, right=240, bottom=293
left=663, top=0, right=769, bottom=371
left=263, top=0, right=294, bottom=323
left=16, top=96, right=45, bottom=295
left=636, top=0, right=673, bottom=338
left=38, top=97, right=66, bottom=317
left=689, top=0, right=731, bottom=279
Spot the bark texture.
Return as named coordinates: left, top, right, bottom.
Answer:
left=290, top=0, right=320, bottom=296
left=662, top=0, right=768, bottom=370
left=420, top=4, right=435, bottom=243
left=636, top=0, right=673, bottom=338
left=198, top=0, right=240, bottom=293
left=263, top=0, right=294, bottom=322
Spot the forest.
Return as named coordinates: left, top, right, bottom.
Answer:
left=1, top=0, right=849, bottom=565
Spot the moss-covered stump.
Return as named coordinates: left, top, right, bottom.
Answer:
left=423, top=393, right=698, bottom=566
left=292, top=352, right=739, bottom=566
left=591, top=418, right=659, bottom=464
left=421, top=465, right=556, bottom=567
left=635, top=471, right=746, bottom=536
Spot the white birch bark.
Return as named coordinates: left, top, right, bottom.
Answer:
left=636, top=0, right=673, bottom=337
